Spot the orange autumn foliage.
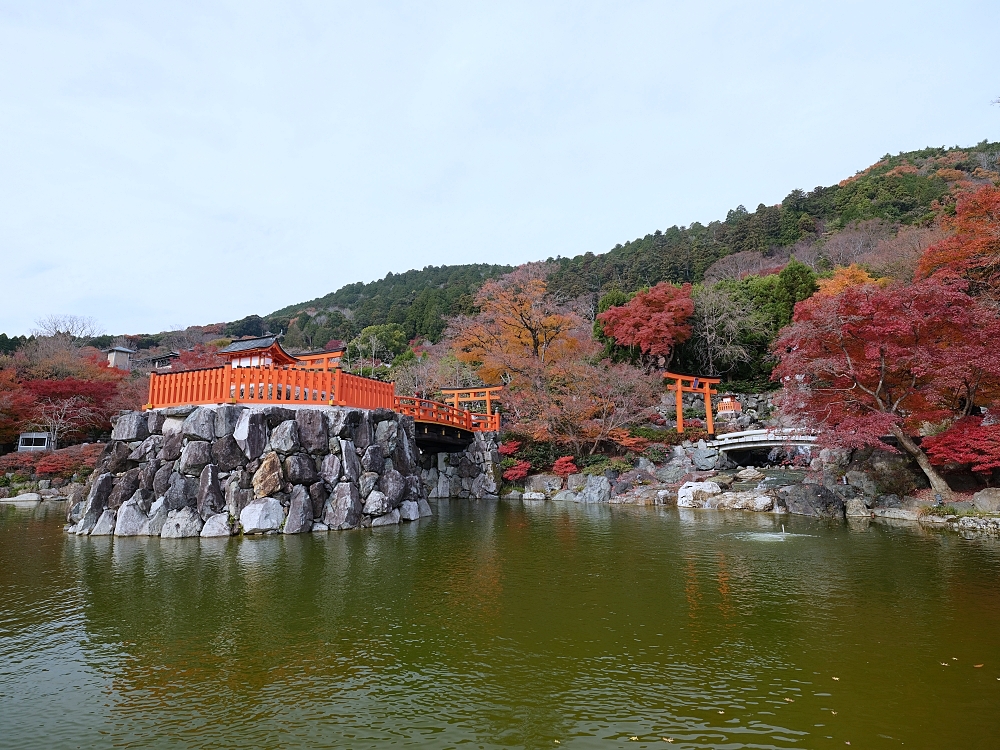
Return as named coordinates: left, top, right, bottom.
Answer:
left=815, top=265, right=889, bottom=296
left=918, top=185, right=1000, bottom=304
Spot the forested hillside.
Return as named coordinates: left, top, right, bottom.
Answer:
left=262, top=141, right=999, bottom=346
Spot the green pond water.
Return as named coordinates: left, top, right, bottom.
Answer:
left=2, top=500, right=999, bottom=749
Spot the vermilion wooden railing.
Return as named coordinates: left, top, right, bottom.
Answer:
left=146, top=366, right=499, bottom=431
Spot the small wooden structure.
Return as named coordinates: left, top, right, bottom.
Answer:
left=218, top=336, right=299, bottom=368
left=717, top=396, right=742, bottom=415
left=663, top=371, right=721, bottom=436
left=17, top=432, right=52, bottom=452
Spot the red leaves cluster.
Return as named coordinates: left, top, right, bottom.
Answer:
left=552, top=456, right=578, bottom=477
left=498, top=441, right=522, bottom=456
left=596, top=282, right=694, bottom=359
left=35, top=443, right=104, bottom=478
left=923, top=417, right=1000, bottom=474
left=774, top=277, right=1000, bottom=452
left=175, top=344, right=223, bottom=371
left=607, top=429, right=649, bottom=453
left=502, top=460, right=531, bottom=482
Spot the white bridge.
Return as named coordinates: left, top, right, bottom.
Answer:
left=708, top=428, right=818, bottom=453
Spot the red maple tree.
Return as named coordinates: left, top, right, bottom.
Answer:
left=917, top=185, right=1000, bottom=303
left=596, top=282, right=694, bottom=362
left=773, top=277, right=1000, bottom=498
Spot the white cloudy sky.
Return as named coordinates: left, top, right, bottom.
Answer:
left=1, top=1, right=998, bottom=336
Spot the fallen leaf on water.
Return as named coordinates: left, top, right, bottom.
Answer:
left=718, top=710, right=724, bottom=714
left=630, top=737, right=639, bottom=741
left=941, top=663, right=949, bottom=666
left=952, top=657, right=958, bottom=660
left=784, top=698, right=794, bottom=702
left=832, top=677, right=839, bottom=681
left=974, top=664, right=984, bottom=668
left=831, top=711, right=838, bottom=715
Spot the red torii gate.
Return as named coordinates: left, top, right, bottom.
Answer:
left=663, top=371, right=720, bottom=436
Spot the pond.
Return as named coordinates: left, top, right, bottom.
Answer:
left=2, top=500, right=999, bottom=749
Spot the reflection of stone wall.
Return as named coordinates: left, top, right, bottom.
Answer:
left=67, top=406, right=431, bottom=539
left=420, top=432, right=501, bottom=500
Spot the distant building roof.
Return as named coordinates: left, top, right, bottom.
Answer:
left=218, top=336, right=280, bottom=354
left=108, top=346, right=136, bottom=354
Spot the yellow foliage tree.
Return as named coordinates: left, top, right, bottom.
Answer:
left=816, top=265, right=889, bottom=296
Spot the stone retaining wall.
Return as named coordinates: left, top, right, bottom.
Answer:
left=66, top=406, right=433, bottom=539
left=420, top=431, right=501, bottom=500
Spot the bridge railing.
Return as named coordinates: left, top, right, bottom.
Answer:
left=146, top=366, right=499, bottom=431
left=709, top=428, right=818, bottom=450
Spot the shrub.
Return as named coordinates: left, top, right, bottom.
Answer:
left=498, top=441, right=522, bottom=457
left=642, top=445, right=667, bottom=463
left=552, top=456, right=579, bottom=477
left=503, top=460, right=531, bottom=482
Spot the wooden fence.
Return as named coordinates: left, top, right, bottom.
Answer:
left=146, top=366, right=498, bottom=431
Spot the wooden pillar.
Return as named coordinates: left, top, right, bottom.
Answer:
left=675, top=378, right=684, bottom=434
left=704, top=382, right=714, bottom=436
left=485, top=389, right=492, bottom=416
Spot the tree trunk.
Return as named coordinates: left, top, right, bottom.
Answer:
left=889, top=424, right=953, bottom=501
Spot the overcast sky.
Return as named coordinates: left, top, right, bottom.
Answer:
left=1, top=1, right=998, bottom=337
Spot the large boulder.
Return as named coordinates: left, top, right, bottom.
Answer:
left=197, top=464, right=225, bottom=520
left=89, top=509, right=117, bottom=536
left=99, top=441, right=132, bottom=475
left=78, top=473, right=115, bottom=534
left=182, top=406, right=216, bottom=441
left=375, top=420, right=397, bottom=453
left=214, top=405, right=245, bottom=439
left=576, top=475, right=612, bottom=504
left=472, top=472, right=498, bottom=499
left=845, top=497, right=870, bottom=517
left=178, top=441, right=212, bottom=476
left=270, top=420, right=300, bottom=454
left=138, top=458, right=161, bottom=492
left=691, top=448, right=719, bottom=471
left=525, top=474, right=563, bottom=497
left=200, top=513, right=232, bottom=537
left=161, top=507, right=204, bottom=538
left=153, top=463, right=173, bottom=497
left=211, top=435, right=245, bottom=472
left=353, top=417, right=372, bottom=451
left=359, top=471, right=380, bottom=499
left=320, top=454, right=342, bottom=485
left=253, top=452, right=284, bottom=497
left=399, top=500, right=420, bottom=521
left=147, top=411, right=165, bottom=435
left=107, top=468, right=141, bottom=510
left=234, top=410, right=269, bottom=461
left=285, top=454, right=318, bottom=485
left=113, top=495, right=149, bottom=536
left=164, top=473, right=198, bottom=510
left=158, top=432, right=183, bottom=462
left=363, top=490, right=390, bottom=516
left=656, top=461, right=690, bottom=484
left=240, top=497, right=285, bottom=534
left=225, top=480, right=254, bottom=519
left=710, top=491, right=774, bottom=512
left=283, top=485, right=313, bottom=534
left=371, top=509, right=400, bottom=527
left=340, top=440, right=361, bottom=482
left=776, top=484, right=845, bottom=518
left=379, top=468, right=406, bottom=507
left=142, top=498, right=168, bottom=536
left=260, top=406, right=295, bottom=428
left=309, top=482, right=327, bottom=520
left=973, top=488, right=1000, bottom=513
left=128, top=434, right=163, bottom=461
left=322, top=482, right=362, bottom=530
left=392, top=428, right=416, bottom=474
left=677, top=481, right=722, bottom=508
left=296, top=410, right=328, bottom=454
left=361, top=444, right=384, bottom=473
left=112, top=412, right=149, bottom=441
left=417, top=498, right=433, bottom=517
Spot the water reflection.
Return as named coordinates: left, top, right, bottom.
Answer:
left=2, top=502, right=1000, bottom=748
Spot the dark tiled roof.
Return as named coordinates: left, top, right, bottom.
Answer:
left=218, top=336, right=279, bottom=354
